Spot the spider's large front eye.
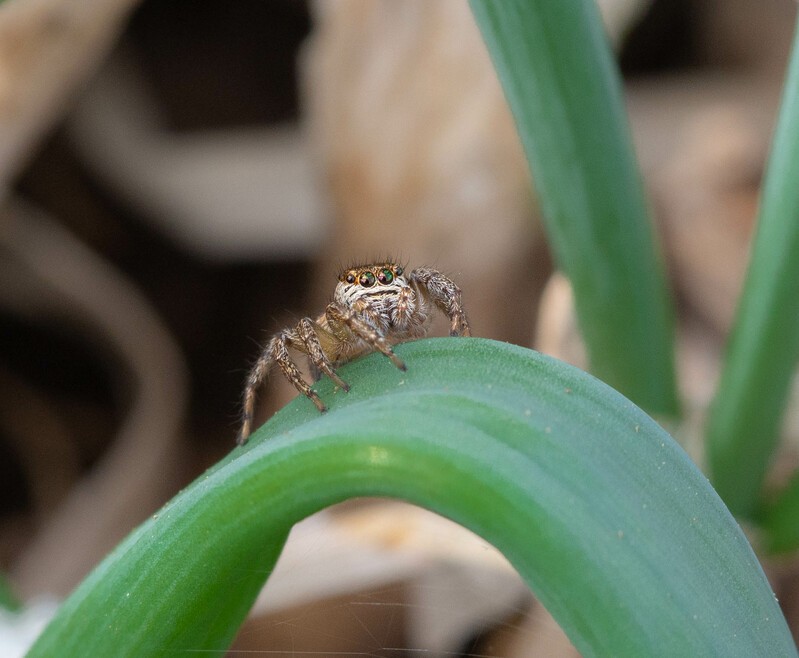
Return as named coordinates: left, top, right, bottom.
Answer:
left=359, top=271, right=376, bottom=287
left=377, top=268, right=394, bottom=284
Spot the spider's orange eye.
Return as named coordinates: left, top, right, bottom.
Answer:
left=359, top=271, right=376, bottom=287
left=395, top=266, right=403, bottom=277
left=377, top=268, right=393, bottom=284
left=345, top=273, right=356, bottom=284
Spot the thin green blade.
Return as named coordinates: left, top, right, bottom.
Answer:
left=706, top=18, right=799, bottom=518
left=29, top=339, right=792, bottom=657
left=469, top=0, right=679, bottom=417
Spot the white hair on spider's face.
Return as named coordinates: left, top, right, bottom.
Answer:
left=334, top=262, right=410, bottom=307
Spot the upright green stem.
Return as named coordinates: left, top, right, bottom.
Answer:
left=706, top=19, right=799, bottom=519
left=470, top=0, right=679, bottom=417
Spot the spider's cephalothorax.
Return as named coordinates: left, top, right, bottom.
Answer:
left=237, top=262, right=470, bottom=444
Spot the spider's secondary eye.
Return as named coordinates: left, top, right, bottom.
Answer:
left=359, top=271, right=376, bottom=287
left=346, top=273, right=356, bottom=284
left=377, top=268, right=394, bottom=284
left=395, top=266, right=403, bottom=277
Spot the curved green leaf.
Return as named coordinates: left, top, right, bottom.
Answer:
left=29, top=339, right=793, bottom=657
left=469, top=0, right=679, bottom=417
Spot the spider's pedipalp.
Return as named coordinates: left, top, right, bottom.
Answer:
left=392, top=284, right=417, bottom=327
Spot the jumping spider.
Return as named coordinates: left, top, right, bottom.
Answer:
left=237, top=262, right=470, bottom=444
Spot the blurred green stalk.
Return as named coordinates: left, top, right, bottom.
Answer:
left=706, top=18, right=799, bottom=519
left=0, top=573, right=21, bottom=613
left=470, top=0, right=679, bottom=417
left=762, top=470, right=799, bottom=554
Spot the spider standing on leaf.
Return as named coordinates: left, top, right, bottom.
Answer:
left=237, top=261, right=470, bottom=445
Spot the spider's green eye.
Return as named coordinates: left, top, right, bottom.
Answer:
left=395, top=266, right=403, bottom=277
left=377, top=268, right=394, bottom=284
left=359, top=271, right=376, bottom=287
left=345, top=273, right=356, bottom=284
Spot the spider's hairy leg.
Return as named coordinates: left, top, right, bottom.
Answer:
left=237, top=336, right=277, bottom=445
left=410, top=267, right=471, bottom=337
left=325, top=302, right=407, bottom=371
left=271, top=329, right=328, bottom=413
left=296, top=318, right=350, bottom=392
left=237, top=329, right=326, bottom=446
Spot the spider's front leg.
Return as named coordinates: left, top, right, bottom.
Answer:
left=325, top=302, right=407, bottom=371
left=410, top=267, right=471, bottom=336
left=295, top=317, right=350, bottom=392
left=237, top=328, right=326, bottom=445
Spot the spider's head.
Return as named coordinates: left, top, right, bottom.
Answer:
left=334, top=262, right=409, bottom=307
